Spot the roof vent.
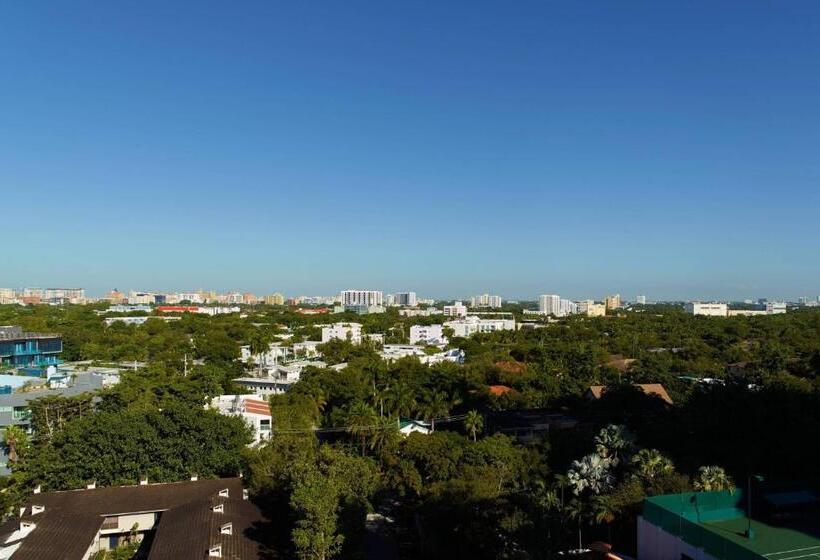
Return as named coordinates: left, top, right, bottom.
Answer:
left=208, top=543, right=222, bottom=557
left=139, top=476, right=148, bottom=486
left=190, top=474, right=198, bottom=481
left=220, top=522, right=233, bottom=535
left=212, top=503, right=224, bottom=513
left=86, top=481, right=96, bottom=490
left=33, top=484, right=42, bottom=494
left=19, top=521, right=36, bottom=532
left=242, top=489, right=249, bottom=501
left=31, top=505, right=45, bottom=515
left=218, top=488, right=229, bottom=498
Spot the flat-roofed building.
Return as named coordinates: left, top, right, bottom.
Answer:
left=685, top=302, right=728, bottom=317
left=0, top=327, right=62, bottom=370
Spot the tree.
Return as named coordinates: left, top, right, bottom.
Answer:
left=291, top=469, right=344, bottom=560
left=594, top=424, right=634, bottom=468
left=3, top=426, right=28, bottom=465
left=694, top=466, right=734, bottom=492
left=345, top=401, right=378, bottom=457
left=420, top=390, right=450, bottom=432
left=464, top=410, right=484, bottom=442
left=385, top=382, right=416, bottom=421
left=567, top=454, right=614, bottom=496
left=631, top=449, right=674, bottom=483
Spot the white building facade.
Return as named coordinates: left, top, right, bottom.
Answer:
left=409, top=325, right=446, bottom=345
left=340, top=290, right=384, bottom=307
left=685, top=302, right=728, bottom=317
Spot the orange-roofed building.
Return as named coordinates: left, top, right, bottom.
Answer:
left=585, top=383, right=673, bottom=405
left=489, top=384, right=514, bottom=396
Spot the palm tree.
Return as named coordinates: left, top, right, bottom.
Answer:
left=567, top=454, right=614, bottom=496
left=385, top=383, right=416, bottom=423
left=4, top=425, right=28, bottom=464
left=420, top=390, right=450, bottom=432
left=464, top=410, right=484, bottom=442
left=631, top=449, right=675, bottom=483
left=370, top=382, right=390, bottom=418
left=346, top=401, right=378, bottom=457
left=594, top=424, right=634, bottom=467
left=369, top=416, right=399, bottom=456
left=694, top=466, right=735, bottom=492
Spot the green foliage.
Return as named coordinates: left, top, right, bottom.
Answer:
left=20, top=405, right=251, bottom=490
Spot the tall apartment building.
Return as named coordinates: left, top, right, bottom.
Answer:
left=538, top=295, right=578, bottom=317
left=264, top=293, right=285, bottom=305
left=341, top=290, right=384, bottom=307
left=393, top=292, right=418, bottom=307
left=605, top=294, right=622, bottom=311
left=470, top=294, right=502, bottom=308
left=636, top=295, right=647, bottom=305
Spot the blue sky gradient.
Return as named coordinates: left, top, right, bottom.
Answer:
left=2, top=1, right=819, bottom=300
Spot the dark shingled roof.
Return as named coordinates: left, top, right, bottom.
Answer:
left=1, top=478, right=270, bottom=560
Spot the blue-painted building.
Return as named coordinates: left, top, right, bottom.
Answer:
left=0, top=326, right=62, bottom=370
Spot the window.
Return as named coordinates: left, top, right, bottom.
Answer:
left=260, top=419, right=271, bottom=432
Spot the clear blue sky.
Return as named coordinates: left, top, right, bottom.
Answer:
left=2, top=1, right=819, bottom=301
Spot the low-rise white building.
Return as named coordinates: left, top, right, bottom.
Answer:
left=239, top=343, right=291, bottom=367
left=380, top=344, right=465, bottom=365
left=321, top=323, right=362, bottom=343
left=409, top=325, right=447, bottom=345
left=444, top=316, right=515, bottom=337
left=766, top=301, right=787, bottom=314
left=209, top=394, right=272, bottom=445
left=685, top=302, right=728, bottom=317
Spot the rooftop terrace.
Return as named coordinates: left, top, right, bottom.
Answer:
left=643, top=490, right=820, bottom=560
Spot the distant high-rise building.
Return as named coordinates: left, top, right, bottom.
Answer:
left=341, top=290, right=384, bottom=307
left=605, top=294, right=622, bottom=311
left=264, top=293, right=285, bottom=305
left=636, top=295, right=647, bottom=305
left=470, top=294, right=502, bottom=308
left=538, top=294, right=578, bottom=317
left=393, top=292, right=418, bottom=307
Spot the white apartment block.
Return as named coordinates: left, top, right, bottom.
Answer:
left=409, top=324, right=446, bottom=345
left=443, top=301, right=468, bottom=317
left=685, top=302, right=728, bottom=317
left=470, top=294, right=502, bottom=308
left=322, top=322, right=363, bottom=343
left=444, top=316, right=515, bottom=337
left=636, top=295, right=647, bottom=305
left=341, top=290, right=384, bottom=307
left=209, top=395, right=272, bottom=445
left=239, top=343, right=291, bottom=367
left=538, top=295, right=579, bottom=317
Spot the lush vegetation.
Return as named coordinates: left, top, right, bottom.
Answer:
left=1, top=303, right=819, bottom=558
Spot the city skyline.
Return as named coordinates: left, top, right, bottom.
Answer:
left=1, top=283, right=817, bottom=304
left=4, top=2, right=820, bottom=301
